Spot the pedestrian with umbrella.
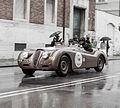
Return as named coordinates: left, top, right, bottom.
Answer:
left=106, top=40, right=110, bottom=56
left=100, top=36, right=111, bottom=56
left=100, top=36, right=111, bottom=41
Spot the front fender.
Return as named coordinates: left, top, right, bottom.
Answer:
left=51, top=50, right=75, bottom=70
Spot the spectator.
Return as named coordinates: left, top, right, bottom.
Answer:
left=106, top=40, right=110, bottom=56
left=100, top=40, right=106, bottom=49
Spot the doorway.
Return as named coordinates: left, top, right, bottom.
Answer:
left=107, top=23, right=115, bottom=56
left=73, top=7, right=85, bottom=39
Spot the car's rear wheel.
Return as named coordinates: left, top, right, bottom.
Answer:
left=56, top=55, right=71, bottom=77
left=94, top=56, right=104, bottom=72
left=22, top=69, right=35, bottom=75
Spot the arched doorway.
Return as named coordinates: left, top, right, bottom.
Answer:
left=107, top=23, right=115, bottom=56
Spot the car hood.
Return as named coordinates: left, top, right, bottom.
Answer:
left=37, top=46, right=58, bottom=51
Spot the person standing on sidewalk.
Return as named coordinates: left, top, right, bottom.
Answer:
left=106, top=40, right=110, bottom=57
left=99, top=40, right=106, bottom=55
left=100, top=40, right=106, bottom=49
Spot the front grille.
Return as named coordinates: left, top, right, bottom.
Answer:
left=42, top=65, right=49, bottom=68
left=33, top=50, right=42, bottom=65
left=23, top=64, right=29, bottom=66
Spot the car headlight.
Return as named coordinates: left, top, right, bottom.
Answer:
left=21, top=52, right=29, bottom=59
left=42, top=52, right=49, bottom=59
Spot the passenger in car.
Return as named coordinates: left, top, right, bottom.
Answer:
left=80, top=37, right=93, bottom=52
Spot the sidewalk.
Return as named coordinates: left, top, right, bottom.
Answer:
left=0, top=56, right=120, bottom=68
left=0, top=59, right=18, bottom=68
left=108, top=56, right=120, bottom=61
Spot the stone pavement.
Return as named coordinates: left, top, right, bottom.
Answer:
left=0, top=56, right=120, bottom=68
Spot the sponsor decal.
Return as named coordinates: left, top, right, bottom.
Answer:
left=75, top=52, right=83, bottom=67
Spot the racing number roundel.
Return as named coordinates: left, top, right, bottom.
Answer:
left=75, top=52, right=83, bottom=68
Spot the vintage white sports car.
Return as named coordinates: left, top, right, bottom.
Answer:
left=18, top=31, right=108, bottom=77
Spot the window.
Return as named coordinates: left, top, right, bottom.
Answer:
left=45, top=0, right=56, bottom=24
left=13, top=0, right=30, bottom=20
left=99, top=0, right=105, bottom=2
left=15, top=43, right=26, bottom=51
left=96, top=0, right=107, bottom=3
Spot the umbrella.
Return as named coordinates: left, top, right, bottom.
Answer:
left=100, top=36, right=111, bottom=41
left=49, top=31, right=62, bottom=38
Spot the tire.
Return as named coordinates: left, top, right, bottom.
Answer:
left=22, top=69, right=35, bottom=75
left=56, top=55, right=71, bottom=77
left=94, top=56, right=105, bottom=72
left=86, top=68, right=90, bottom=70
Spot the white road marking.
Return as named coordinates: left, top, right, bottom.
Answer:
left=0, top=73, right=120, bottom=99
left=23, top=75, right=47, bottom=80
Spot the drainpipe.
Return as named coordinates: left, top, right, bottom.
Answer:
left=63, top=0, right=66, bottom=43
left=119, top=0, right=120, bottom=16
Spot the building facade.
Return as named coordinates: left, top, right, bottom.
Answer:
left=96, top=0, right=120, bottom=16
left=0, top=0, right=92, bottom=59
left=96, top=0, right=120, bottom=56
left=88, top=0, right=96, bottom=39
left=95, top=10, right=120, bottom=56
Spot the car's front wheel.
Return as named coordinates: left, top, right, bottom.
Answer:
left=22, top=69, right=35, bottom=75
left=56, top=55, right=71, bottom=77
left=94, top=56, right=105, bottom=72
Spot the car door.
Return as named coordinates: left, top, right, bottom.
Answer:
left=81, top=49, right=97, bottom=68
